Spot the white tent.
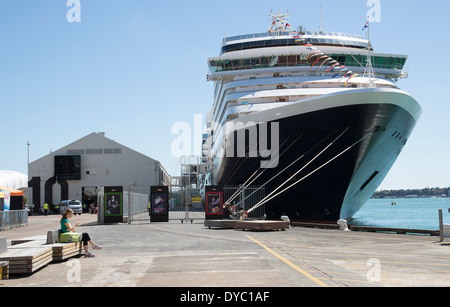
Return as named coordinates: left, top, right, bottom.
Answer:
left=0, top=170, right=28, bottom=190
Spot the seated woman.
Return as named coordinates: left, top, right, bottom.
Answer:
left=61, top=209, right=102, bottom=258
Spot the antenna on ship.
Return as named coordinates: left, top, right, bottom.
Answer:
left=269, top=10, right=291, bottom=35
left=319, top=5, right=323, bottom=33
left=362, top=17, right=376, bottom=88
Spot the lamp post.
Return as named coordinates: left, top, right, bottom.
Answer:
left=27, top=140, right=30, bottom=165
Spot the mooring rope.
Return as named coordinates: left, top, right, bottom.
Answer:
left=247, top=127, right=350, bottom=212
left=230, top=129, right=338, bottom=207
left=222, top=131, right=293, bottom=191
left=225, top=133, right=303, bottom=204
left=247, top=126, right=378, bottom=214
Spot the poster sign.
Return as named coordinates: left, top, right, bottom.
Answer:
left=104, top=186, right=123, bottom=223
left=3, top=191, right=10, bottom=212
left=150, top=186, right=169, bottom=222
left=152, top=193, right=167, bottom=215
left=205, top=186, right=223, bottom=220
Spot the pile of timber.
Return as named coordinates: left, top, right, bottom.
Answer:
left=51, top=242, right=83, bottom=261
left=204, top=219, right=290, bottom=231
left=0, top=240, right=53, bottom=275
left=204, top=220, right=237, bottom=229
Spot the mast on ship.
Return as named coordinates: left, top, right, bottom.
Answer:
left=362, top=18, right=376, bottom=88
left=268, top=10, right=292, bottom=35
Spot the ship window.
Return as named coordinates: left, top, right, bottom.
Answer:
left=233, top=59, right=243, bottom=68
left=360, top=171, right=380, bottom=191
left=209, top=52, right=406, bottom=74
left=377, top=57, right=385, bottom=66
left=260, top=57, right=270, bottom=67
left=391, top=58, right=399, bottom=68
left=336, top=56, right=346, bottom=63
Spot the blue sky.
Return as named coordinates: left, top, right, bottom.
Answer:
left=0, top=0, right=449, bottom=190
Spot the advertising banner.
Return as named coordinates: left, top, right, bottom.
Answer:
left=150, top=186, right=169, bottom=222
left=205, top=186, right=223, bottom=220
left=104, top=186, right=123, bottom=223
left=3, top=191, right=10, bottom=212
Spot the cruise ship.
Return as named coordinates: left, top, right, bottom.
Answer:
left=201, top=12, right=421, bottom=222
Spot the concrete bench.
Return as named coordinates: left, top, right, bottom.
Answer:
left=46, top=229, right=62, bottom=244
left=11, top=235, right=47, bottom=246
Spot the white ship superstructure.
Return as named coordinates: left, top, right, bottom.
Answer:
left=202, top=12, right=421, bottom=221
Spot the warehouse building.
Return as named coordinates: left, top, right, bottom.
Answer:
left=28, top=132, right=169, bottom=214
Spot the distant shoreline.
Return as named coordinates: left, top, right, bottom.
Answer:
left=373, top=187, right=450, bottom=199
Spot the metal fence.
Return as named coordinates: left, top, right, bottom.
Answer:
left=125, top=188, right=205, bottom=224
left=168, top=187, right=205, bottom=223
left=126, top=190, right=151, bottom=224
left=0, top=210, right=28, bottom=231
left=123, top=185, right=266, bottom=224
left=96, top=187, right=151, bottom=224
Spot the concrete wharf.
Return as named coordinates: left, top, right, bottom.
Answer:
left=0, top=214, right=449, bottom=288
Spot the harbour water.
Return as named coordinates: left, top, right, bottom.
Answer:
left=350, top=198, right=450, bottom=230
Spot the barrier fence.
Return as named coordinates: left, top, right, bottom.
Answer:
left=168, top=187, right=205, bottom=223
left=124, top=185, right=266, bottom=224
left=0, top=210, right=28, bottom=231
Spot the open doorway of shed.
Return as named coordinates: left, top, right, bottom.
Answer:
left=82, top=186, right=98, bottom=213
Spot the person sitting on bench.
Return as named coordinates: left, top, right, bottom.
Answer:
left=61, top=209, right=102, bottom=258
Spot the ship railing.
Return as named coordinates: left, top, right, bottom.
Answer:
left=223, top=32, right=292, bottom=43
left=209, top=61, right=405, bottom=74
left=223, top=31, right=365, bottom=44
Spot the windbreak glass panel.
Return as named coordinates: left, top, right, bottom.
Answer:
left=209, top=53, right=406, bottom=72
